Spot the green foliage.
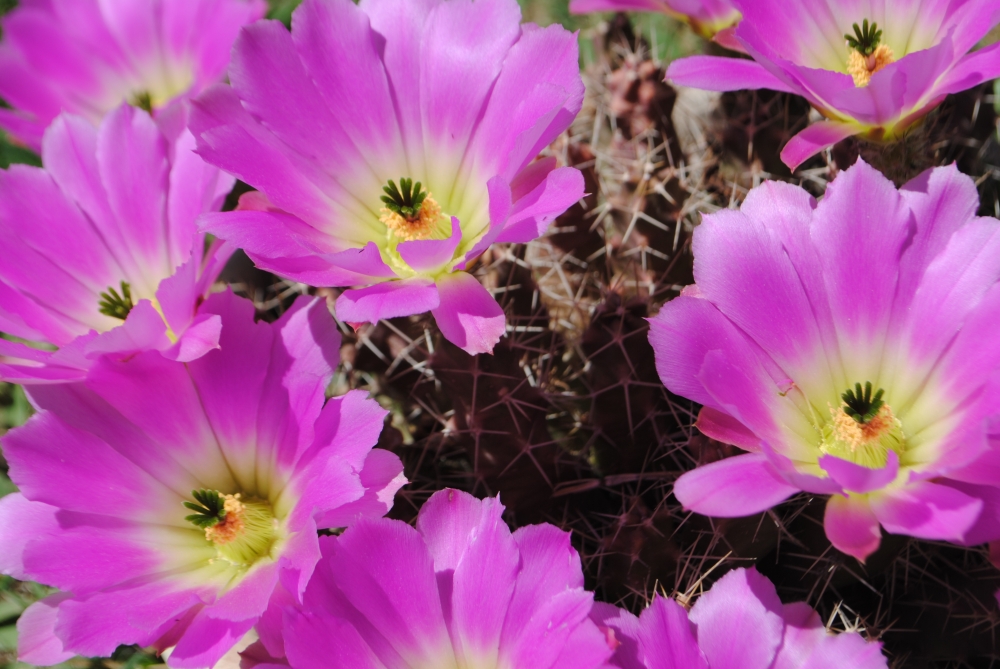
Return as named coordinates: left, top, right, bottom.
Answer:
left=0, top=384, right=30, bottom=437
left=0, top=133, right=40, bottom=170
left=267, top=0, right=302, bottom=25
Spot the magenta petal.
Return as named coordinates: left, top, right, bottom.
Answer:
left=17, top=596, right=74, bottom=666
left=207, top=564, right=281, bottom=622
left=326, top=242, right=398, bottom=280
left=938, top=480, right=1000, bottom=545
left=449, top=499, right=519, bottom=662
left=310, top=390, right=390, bottom=473
left=648, top=295, right=776, bottom=414
left=0, top=493, right=58, bottom=580
left=637, top=596, right=708, bottom=669
left=780, top=121, right=858, bottom=171
left=501, top=524, right=588, bottom=658
left=509, top=590, right=607, bottom=669
left=695, top=407, right=761, bottom=450
left=689, top=568, right=784, bottom=669
left=316, top=449, right=406, bottom=528
left=666, top=56, right=794, bottom=93
left=546, top=612, right=616, bottom=669
left=398, top=217, right=463, bottom=273
left=335, top=278, right=440, bottom=325
left=818, top=451, right=900, bottom=494
left=673, top=453, right=798, bottom=517
left=824, top=495, right=882, bottom=562
left=328, top=518, right=451, bottom=661
left=164, top=313, right=223, bottom=362
left=415, top=488, right=498, bottom=571
left=869, top=481, right=982, bottom=542
left=284, top=610, right=382, bottom=669
left=497, top=166, right=584, bottom=244
left=168, top=611, right=257, bottom=669
left=591, top=603, right=642, bottom=669
left=772, top=602, right=888, bottom=669
left=698, top=350, right=780, bottom=445
left=84, top=300, right=172, bottom=359
left=431, top=271, right=506, bottom=355
left=457, top=175, right=513, bottom=271
left=939, top=42, right=1000, bottom=97
left=55, top=586, right=202, bottom=659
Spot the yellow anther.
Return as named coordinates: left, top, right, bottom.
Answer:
left=380, top=194, right=443, bottom=242
left=847, top=44, right=895, bottom=87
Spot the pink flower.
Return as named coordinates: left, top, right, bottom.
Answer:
left=0, top=104, right=235, bottom=384
left=665, top=0, right=1000, bottom=169
left=192, top=0, right=585, bottom=355
left=0, top=291, right=406, bottom=668
left=247, top=489, right=615, bottom=669
left=569, top=0, right=739, bottom=40
left=0, top=0, right=266, bottom=150
left=594, top=567, right=888, bottom=669
left=649, top=161, right=1000, bottom=561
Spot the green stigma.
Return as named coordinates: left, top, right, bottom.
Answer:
left=184, top=489, right=227, bottom=529
left=845, top=19, right=883, bottom=56
left=381, top=178, right=429, bottom=220
left=130, top=91, right=154, bottom=114
left=184, top=489, right=279, bottom=568
left=98, top=281, right=134, bottom=320
left=841, top=381, right=885, bottom=424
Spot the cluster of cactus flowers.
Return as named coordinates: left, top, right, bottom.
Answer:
left=1, top=0, right=1000, bottom=667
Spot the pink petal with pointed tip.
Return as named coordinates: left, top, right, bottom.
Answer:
left=432, top=271, right=506, bottom=355
left=780, top=121, right=857, bottom=171
left=674, top=453, right=798, bottom=517
left=335, top=278, right=440, bottom=325
left=695, top=407, right=761, bottom=450
left=819, top=451, right=899, bottom=494
left=666, top=56, right=794, bottom=93
left=868, top=481, right=982, bottom=542
left=824, top=494, right=882, bottom=562
left=689, top=568, right=784, bottom=669
left=398, top=217, right=462, bottom=273
left=17, top=595, right=74, bottom=666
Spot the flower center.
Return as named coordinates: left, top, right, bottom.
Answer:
left=379, top=178, right=445, bottom=242
left=130, top=91, right=154, bottom=114
left=184, top=489, right=278, bottom=568
left=819, top=382, right=905, bottom=468
left=98, top=281, right=134, bottom=320
left=845, top=20, right=894, bottom=87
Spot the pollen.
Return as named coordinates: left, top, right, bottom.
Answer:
left=830, top=403, right=898, bottom=452
left=380, top=194, right=443, bottom=242
left=819, top=400, right=905, bottom=470
left=204, top=494, right=246, bottom=545
left=847, top=44, right=895, bottom=87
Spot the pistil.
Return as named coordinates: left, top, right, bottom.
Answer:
left=98, top=281, right=134, bottom=320
left=184, top=489, right=278, bottom=568
left=379, top=178, right=443, bottom=242
left=818, top=382, right=905, bottom=468
left=845, top=20, right=895, bottom=87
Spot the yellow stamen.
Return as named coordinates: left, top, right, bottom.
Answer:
left=204, top=493, right=278, bottom=567
left=204, top=494, right=246, bottom=545
left=830, top=403, right=898, bottom=452
left=819, top=402, right=905, bottom=469
left=380, top=194, right=443, bottom=242
left=847, top=44, right=895, bottom=87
